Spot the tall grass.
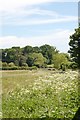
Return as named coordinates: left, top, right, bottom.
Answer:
left=2, top=69, right=79, bottom=118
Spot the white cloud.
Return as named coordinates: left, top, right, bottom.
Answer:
left=2, top=8, right=59, bottom=18
left=20, top=8, right=59, bottom=17
left=18, top=16, right=77, bottom=25
left=0, top=0, right=56, bottom=14
left=0, top=0, right=78, bottom=14
left=0, top=29, right=74, bottom=52
left=3, top=15, right=77, bottom=26
left=0, top=0, right=78, bottom=26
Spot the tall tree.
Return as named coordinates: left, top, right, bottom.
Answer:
left=40, top=44, right=58, bottom=64
left=23, top=46, right=33, bottom=55
left=26, top=53, right=46, bottom=67
left=68, top=28, right=80, bottom=68
left=2, top=47, right=22, bottom=66
left=33, top=46, right=40, bottom=53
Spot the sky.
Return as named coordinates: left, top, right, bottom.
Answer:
left=0, top=0, right=79, bottom=53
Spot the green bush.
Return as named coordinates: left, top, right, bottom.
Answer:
left=8, top=62, right=15, bottom=67
left=21, top=63, right=28, bottom=67
left=60, top=63, right=66, bottom=71
left=69, top=62, right=78, bottom=70
left=2, top=62, right=8, bottom=67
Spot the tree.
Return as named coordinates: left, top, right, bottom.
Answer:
left=23, top=46, right=33, bottom=55
left=40, top=44, right=58, bottom=64
left=2, top=47, right=22, bottom=65
left=33, top=53, right=47, bottom=68
left=26, top=55, right=34, bottom=67
left=68, top=28, right=80, bottom=68
left=2, top=49, right=8, bottom=62
left=19, top=55, right=27, bottom=66
left=33, top=46, right=40, bottom=53
left=26, top=53, right=46, bottom=67
left=53, top=53, right=69, bottom=69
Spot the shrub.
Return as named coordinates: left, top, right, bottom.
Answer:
left=2, top=62, right=8, bottom=67
left=69, top=62, right=78, bottom=70
left=62, top=65, right=66, bottom=71
left=21, top=63, right=28, bottom=67
left=8, top=62, right=16, bottom=67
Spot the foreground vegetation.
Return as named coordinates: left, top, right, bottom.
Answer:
left=2, top=69, right=79, bottom=119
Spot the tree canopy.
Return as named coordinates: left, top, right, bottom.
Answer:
left=0, top=44, right=72, bottom=70
left=68, top=28, right=80, bottom=68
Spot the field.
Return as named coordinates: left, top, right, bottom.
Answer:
left=1, top=69, right=79, bottom=119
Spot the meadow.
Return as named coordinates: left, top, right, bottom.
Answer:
left=1, top=69, right=79, bottom=119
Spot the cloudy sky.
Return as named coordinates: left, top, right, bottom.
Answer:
left=0, top=0, right=79, bottom=53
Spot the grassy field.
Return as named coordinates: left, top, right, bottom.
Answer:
left=1, top=69, right=79, bottom=119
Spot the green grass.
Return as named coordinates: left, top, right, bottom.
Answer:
left=2, top=69, right=79, bottom=118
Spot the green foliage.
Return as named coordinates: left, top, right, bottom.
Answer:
left=21, top=63, right=28, bottom=67
left=53, top=53, right=69, bottom=69
left=60, top=63, right=66, bottom=71
left=68, top=28, right=80, bottom=68
left=33, top=46, right=40, bottom=53
left=26, top=56, right=34, bottom=67
left=1, top=44, right=72, bottom=70
left=19, top=55, right=27, bottom=66
left=14, top=60, right=19, bottom=66
left=2, top=47, right=22, bottom=65
left=33, top=53, right=47, bottom=68
left=23, top=45, right=33, bottom=55
left=27, top=53, right=47, bottom=68
left=2, top=62, right=19, bottom=70
left=69, top=62, right=78, bottom=69
left=2, top=70, right=79, bottom=118
left=2, top=62, right=8, bottom=67
left=40, top=44, right=58, bottom=64
left=8, top=62, right=15, bottom=67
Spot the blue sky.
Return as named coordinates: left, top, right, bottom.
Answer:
left=0, top=0, right=79, bottom=53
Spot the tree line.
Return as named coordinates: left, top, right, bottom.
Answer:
left=0, top=44, right=76, bottom=70
left=0, top=27, right=80, bottom=70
